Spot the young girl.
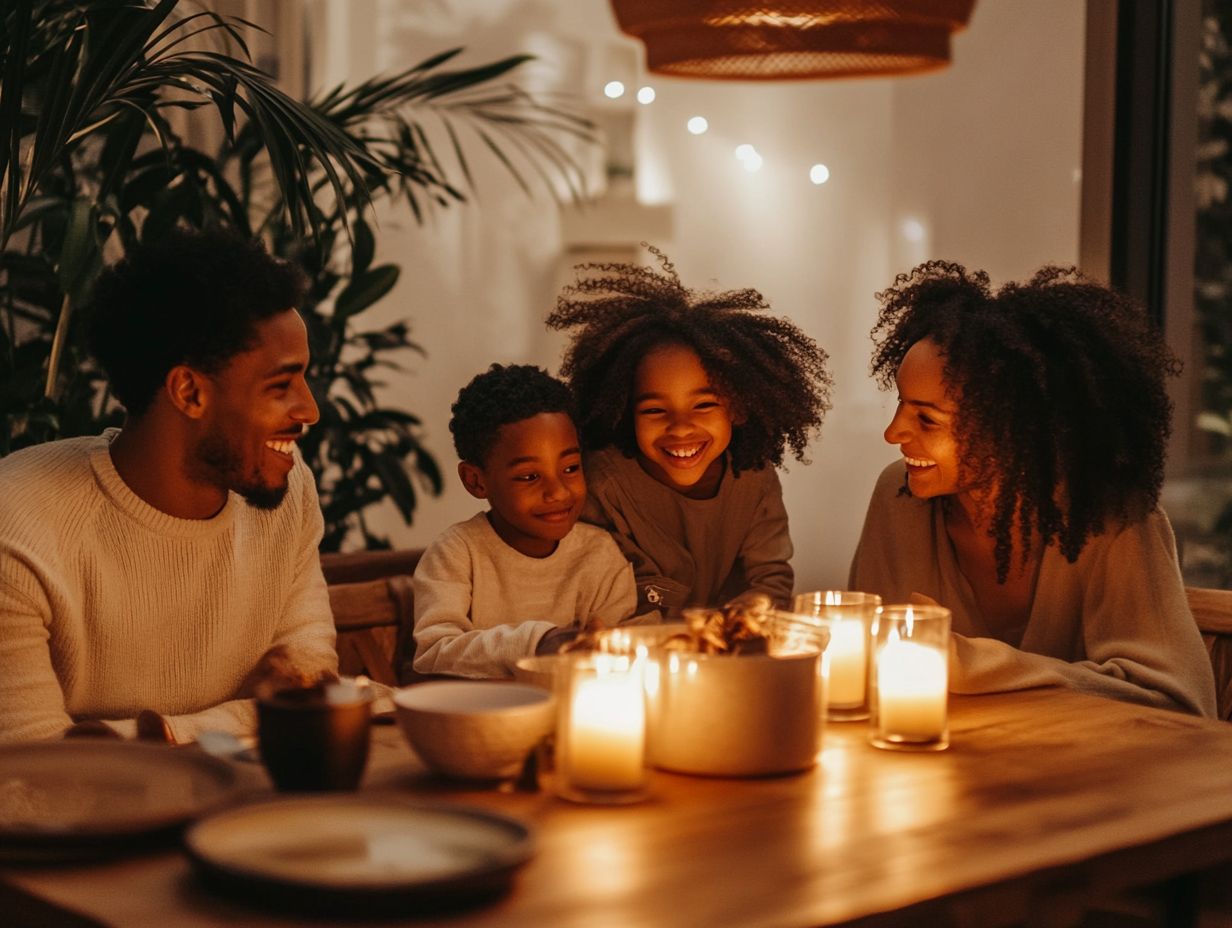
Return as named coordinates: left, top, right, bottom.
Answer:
left=547, top=247, right=832, bottom=615
left=849, top=261, right=1217, bottom=717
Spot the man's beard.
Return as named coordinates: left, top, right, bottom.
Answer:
left=192, top=428, right=289, bottom=511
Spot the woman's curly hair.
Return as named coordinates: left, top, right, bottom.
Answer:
left=546, top=246, right=832, bottom=475
left=870, top=260, right=1180, bottom=582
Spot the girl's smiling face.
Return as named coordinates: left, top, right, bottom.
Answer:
left=883, top=338, right=966, bottom=500
left=631, top=343, right=734, bottom=498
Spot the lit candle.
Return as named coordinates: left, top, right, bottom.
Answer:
left=566, top=671, right=646, bottom=791
left=826, top=618, right=867, bottom=708
left=876, top=638, right=947, bottom=740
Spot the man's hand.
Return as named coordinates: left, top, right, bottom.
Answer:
left=236, top=645, right=337, bottom=699
left=63, top=720, right=121, bottom=739
left=536, top=626, right=580, bottom=655
left=136, top=709, right=175, bottom=744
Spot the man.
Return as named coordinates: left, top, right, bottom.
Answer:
left=0, top=228, right=338, bottom=744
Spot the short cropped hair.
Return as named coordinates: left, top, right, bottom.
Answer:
left=450, top=364, right=578, bottom=466
left=86, top=227, right=308, bottom=417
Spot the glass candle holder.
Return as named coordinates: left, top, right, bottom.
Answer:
left=790, top=591, right=882, bottom=721
left=596, top=625, right=682, bottom=755
left=869, top=604, right=951, bottom=752
left=553, top=654, right=650, bottom=804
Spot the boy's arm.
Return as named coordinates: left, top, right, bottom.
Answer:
left=738, top=469, right=794, bottom=606
left=412, top=537, right=558, bottom=679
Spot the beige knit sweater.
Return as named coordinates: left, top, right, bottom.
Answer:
left=412, top=513, right=641, bottom=678
left=850, top=461, right=1217, bottom=717
left=0, top=431, right=338, bottom=743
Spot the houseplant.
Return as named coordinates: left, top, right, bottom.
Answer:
left=1, top=0, right=593, bottom=549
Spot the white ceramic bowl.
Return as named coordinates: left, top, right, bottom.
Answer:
left=512, top=655, right=569, bottom=692
left=393, top=682, right=555, bottom=781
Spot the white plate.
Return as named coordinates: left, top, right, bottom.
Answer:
left=0, top=741, right=238, bottom=855
left=185, top=795, right=534, bottom=912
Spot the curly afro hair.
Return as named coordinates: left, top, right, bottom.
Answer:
left=450, top=364, right=578, bottom=466
left=870, top=260, right=1180, bottom=582
left=546, top=246, right=832, bottom=475
left=86, top=226, right=308, bottom=417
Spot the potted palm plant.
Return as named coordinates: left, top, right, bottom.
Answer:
left=0, top=0, right=593, bottom=549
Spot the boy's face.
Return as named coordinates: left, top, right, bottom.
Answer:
left=189, top=309, right=319, bottom=509
left=632, top=342, right=734, bottom=499
left=459, top=412, right=586, bottom=558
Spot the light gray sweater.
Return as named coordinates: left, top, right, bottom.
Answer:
left=0, top=431, right=338, bottom=743
left=581, top=448, right=794, bottom=614
left=412, top=513, right=640, bottom=678
left=850, top=461, right=1217, bottom=717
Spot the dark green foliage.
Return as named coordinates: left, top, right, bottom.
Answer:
left=0, top=0, right=592, bottom=550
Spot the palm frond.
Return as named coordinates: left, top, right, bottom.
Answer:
left=2, top=0, right=379, bottom=246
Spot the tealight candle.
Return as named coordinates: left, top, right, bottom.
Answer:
left=870, top=604, right=951, bottom=751
left=555, top=656, right=649, bottom=803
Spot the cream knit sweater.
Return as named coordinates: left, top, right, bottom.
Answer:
left=412, top=512, right=641, bottom=678
left=0, top=430, right=338, bottom=743
left=850, top=461, right=1217, bottom=717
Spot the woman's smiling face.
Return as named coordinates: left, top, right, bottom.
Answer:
left=883, top=338, right=965, bottom=500
left=631, top=343, right=734, bottom=498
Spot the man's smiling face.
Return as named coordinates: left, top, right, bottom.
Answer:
left=189, top=309, right=319, bottom=510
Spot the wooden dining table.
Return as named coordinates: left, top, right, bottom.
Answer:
left=3, top=686, right=1232, bottom=928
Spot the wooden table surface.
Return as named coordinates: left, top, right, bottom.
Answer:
left=4, top=687, right=1232, bottom=928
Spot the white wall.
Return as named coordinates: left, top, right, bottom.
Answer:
left=307, top=0, right=1084, bottom=593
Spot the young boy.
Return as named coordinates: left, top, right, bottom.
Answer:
left=411, top=364, right=642, bottom=679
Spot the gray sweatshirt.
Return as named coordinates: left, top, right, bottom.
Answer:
left=581, top=448, right=794, bottom=615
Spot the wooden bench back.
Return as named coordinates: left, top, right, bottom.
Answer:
left=321, top=549, right=424, bottom=687
left=1187, top=586, right=1232, bottom=722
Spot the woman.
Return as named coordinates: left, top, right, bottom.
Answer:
left=849, top=261, right=1216, bottom=717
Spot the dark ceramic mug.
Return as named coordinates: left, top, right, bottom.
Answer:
left=257, top=682, right=372, bottom=791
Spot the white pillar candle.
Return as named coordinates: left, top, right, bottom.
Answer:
left=566, top=673, right=646, bottom=791
left=827, top=618, right=867, bottom=707
left=877, top=639, right=947, bottom=739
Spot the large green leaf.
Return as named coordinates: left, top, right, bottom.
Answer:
left=334, top=265, right=399, bottom=322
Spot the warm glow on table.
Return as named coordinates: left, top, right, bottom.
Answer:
left=566, top=672, right=646, bottom=791
left=876, top=639, right=947, bottom=739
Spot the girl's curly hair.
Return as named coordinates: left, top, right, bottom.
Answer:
left=870, top=260, right=1180, bottom=582
left=547, top=246, right=832, bottom=474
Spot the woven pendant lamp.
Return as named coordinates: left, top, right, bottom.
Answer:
left=609, top=1, right=978, bottom=80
